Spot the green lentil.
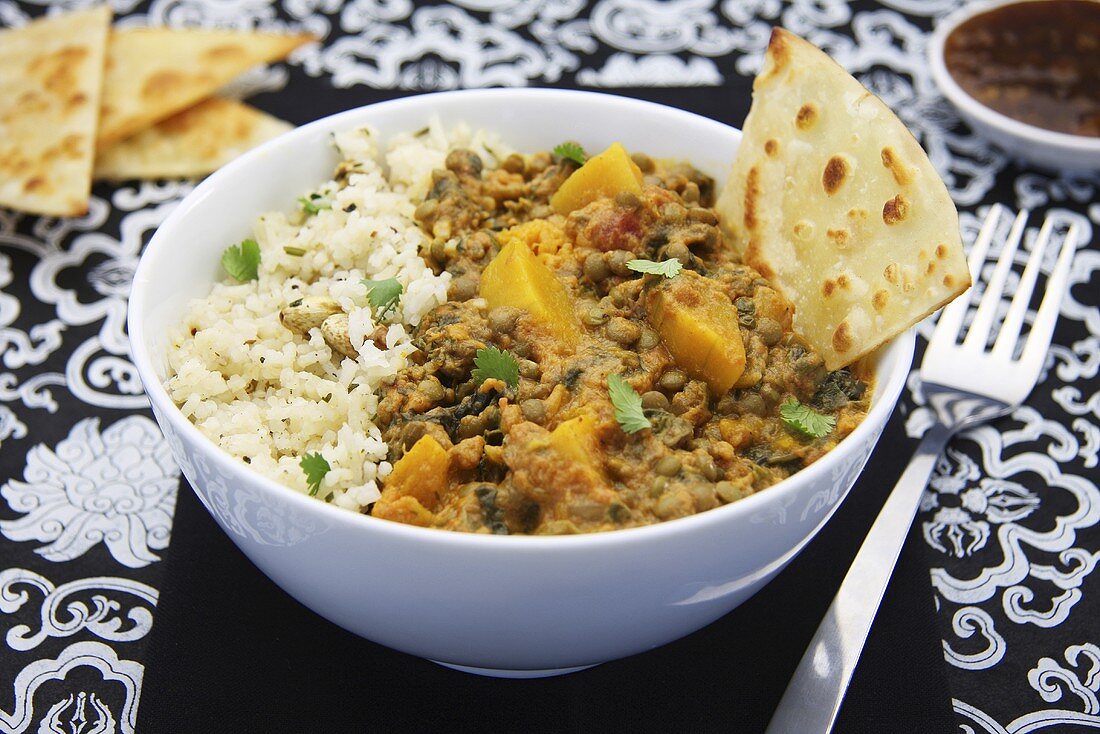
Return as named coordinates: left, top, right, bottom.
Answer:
left=640, top=390, right=669, bottom=411
left=659, top=369, right=687, bottom=393
left=655, top=455, right=682, bottom=476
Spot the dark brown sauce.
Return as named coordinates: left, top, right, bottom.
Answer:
left=944, top=0, right=1100, bottom=137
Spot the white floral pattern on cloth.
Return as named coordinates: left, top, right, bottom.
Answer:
left=913, top=403, right=1100, bottom=623
left=39, top=691, right=117, bottom=734
left=0, top=405, right=27, bottom=448
left=0, top=417, right=178, bottom=569
left=304, top=4, right=571, bottom=89
left=921, top=450, right=1041, bottom=559
left=954, top=642, right=1100, bottom=732
left=28, top=201, right=180, bottom=410
left=0, top=253, right=65, bottom=374
left=0, top=641, right=142, bottom=734
left=942, top=606, right=1006, bottom=671
left=1029, top=643, right=1100, bottom=716
left=0, top=568, right=157, bottom=652
left=0, top=187, right=187, bottom=415
left=576, top=53, right=722, bottom=86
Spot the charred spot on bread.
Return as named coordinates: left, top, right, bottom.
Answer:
left=880, top=146, right=913, bottom=186
left=822, top=155, right=849, bottom=195
left=884, top=262, right=900, bottom=285
left=827, top=228, right=849, bottom=247
left=743, top=166, right=760, bottom=231
left=766, top=27, right=791, bottom=70
left=882, top=194, right=909, bottom=225
left=796, top=103, right=818, bottom=130
left=832, top=321, right=853, bottom=353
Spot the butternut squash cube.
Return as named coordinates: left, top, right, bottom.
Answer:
left=479, top=239, right=580, bottom=346
left=523, top=413, right=604, bottom=482
left=550, top=142, right=644, bottom=215
left=548, top=414, right=602, bottom=474
left=379, top=434, right=449, bottom=511
left=647, top=271, right=747, bottom=396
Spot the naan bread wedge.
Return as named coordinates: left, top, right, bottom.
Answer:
left=0, top=6, right=110, bottom=216
left=95, top=97, right=292, bottom=180
left=717, top=28, right=970, bottom=370
left=98, top=27, right=312, bottom=148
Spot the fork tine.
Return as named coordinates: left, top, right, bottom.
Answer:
left=991, top=216, right=1055, bottom=359
left=932, top=204, right=1003, bottom=347
left=1019, top=223, right=1078, bottom=370
left=963, top=209, right=1028, bottom=349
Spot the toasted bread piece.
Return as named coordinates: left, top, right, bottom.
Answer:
left=95, top=97, right=291, bottom=180
left=0, top=6, right=111, bottom=216
left=98, top=27, right=311, bottom=148
left=717, top=28, right=970, bottom=370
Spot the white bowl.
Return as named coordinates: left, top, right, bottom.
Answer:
left=128, top=89, right=914, bottom=678
left=928, top=0, right=1100, bottom=173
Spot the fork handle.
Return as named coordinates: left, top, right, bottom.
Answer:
left=765, top=422, right=952, bottom=734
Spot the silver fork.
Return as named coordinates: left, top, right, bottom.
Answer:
left=765, top=205, right=1079, bottom=734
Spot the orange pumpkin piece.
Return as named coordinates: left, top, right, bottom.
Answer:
left=546, top=413, right=604, bottom=478
left=374, top=435, right=450, bottom=522
left=479, top=239, right=581, bottom=347
left=550, top=142, right=644, bottom=215
left=647, top=270, right=747, bottom=396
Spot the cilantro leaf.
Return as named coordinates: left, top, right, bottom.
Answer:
left=298, top=194, right=331, bottom=215
left=607, top=374, right=652, bottom=434
left=553, top=142, right=588, bottom=166
left=626, top=258, right=683, bottom=279
left=471, top=346, right=519, bottom=389
left=300, top=451, right=331, bottom=497
left=780, top=399, right=836, bottom=439
left=221, top=239, right=260, bottom=282
left=361, top=278, right=403, bottom=320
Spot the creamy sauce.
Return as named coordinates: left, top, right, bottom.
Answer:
left=944, top=0, right=1100, bottom=137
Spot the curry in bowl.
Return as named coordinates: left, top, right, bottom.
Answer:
left=372, top=142, right=873, bottom=533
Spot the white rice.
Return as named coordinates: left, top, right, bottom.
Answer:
left=165, top=121, right=508, bottom=511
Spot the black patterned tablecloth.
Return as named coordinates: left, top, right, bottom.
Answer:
left=0, top=1, right=1097, bottom=732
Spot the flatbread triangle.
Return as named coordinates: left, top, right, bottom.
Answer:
left=95, top=97, right=292, bottom=180
left=717, top=28, right=971, bottom=370
left=98, top=26, right=313, bottom=149
left=0, top=6, right=111, bottom=217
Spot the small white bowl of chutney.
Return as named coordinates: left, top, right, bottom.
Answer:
left=928, top=0, right=1100, bottom=173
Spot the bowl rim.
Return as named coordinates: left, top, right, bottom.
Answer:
left=927, top=0, right=1100, bottom=153
left=128, top=87, right=916, bottom=551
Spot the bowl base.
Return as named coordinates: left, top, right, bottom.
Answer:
left=431, top=660, right=597, bottom=678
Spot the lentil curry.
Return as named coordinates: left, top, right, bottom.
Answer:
left=349, top=140, right=872, bottom=534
